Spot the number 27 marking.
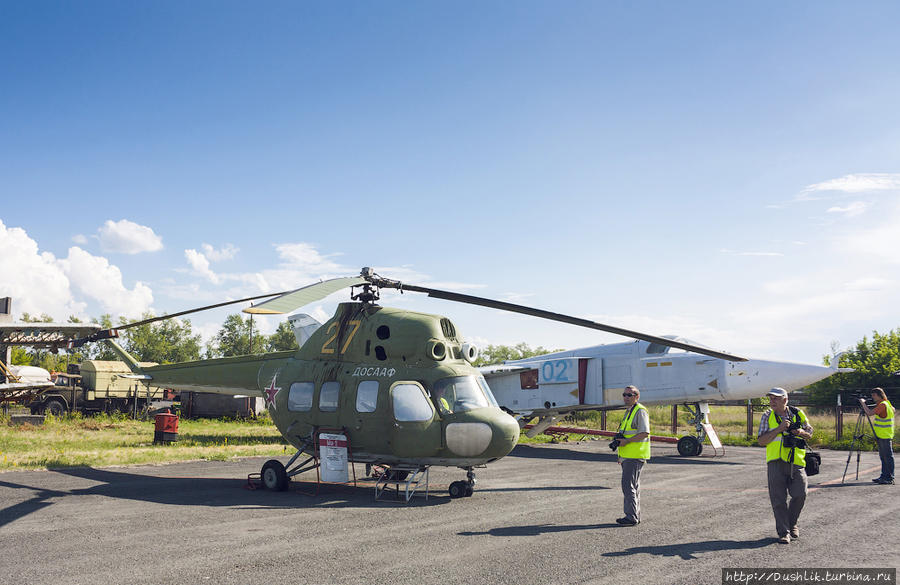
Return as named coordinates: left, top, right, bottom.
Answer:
left=321, top=320, right=361, bottom=355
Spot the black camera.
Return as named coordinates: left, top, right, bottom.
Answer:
left=782, top=432, right=807, bottom=450
left=608, top=432, right=626, bottom=451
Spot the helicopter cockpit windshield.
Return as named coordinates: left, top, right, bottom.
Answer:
left=431, top=375, right=499, bottom=415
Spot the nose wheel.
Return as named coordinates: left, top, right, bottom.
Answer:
left=449, top=468, right=476, bottom=498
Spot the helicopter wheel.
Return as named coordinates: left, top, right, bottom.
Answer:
left=677, top=436, right=703, bottom=457
left=449, top=481, right=467, bottom=499
left=261, top=460, right=289, bottom=491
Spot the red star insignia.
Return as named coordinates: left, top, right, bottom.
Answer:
left=264, top=376, right=282, bottom=409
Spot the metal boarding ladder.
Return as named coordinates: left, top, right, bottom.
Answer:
left=374, top=465, right=429, bottom=502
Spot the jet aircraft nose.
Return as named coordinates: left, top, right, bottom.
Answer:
left=721, top=359, right=843, bottom=400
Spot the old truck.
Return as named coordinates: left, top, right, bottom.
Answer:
left=28, top=360, right=168, bottom=416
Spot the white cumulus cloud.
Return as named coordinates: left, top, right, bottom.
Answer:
left=57, top=247, right=154, bottom=317
left=0, top=219, right=153, bottom=320
left=201, top=243, right=238, bottom=262
left=274, top=242, right=347, bottom=274
left=0, top=219, right=85, bottom=319
left=185, top=249, right=221, bottom=284
left=97, top=219, right=163, bottom=254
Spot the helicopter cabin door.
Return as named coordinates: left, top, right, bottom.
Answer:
left=388, top=381, right=441, bottom=458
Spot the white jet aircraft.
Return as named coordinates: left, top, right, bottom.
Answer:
left=481, top=336, right=850, bottom=455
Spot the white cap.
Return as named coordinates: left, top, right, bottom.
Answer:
left=766, top=387, right=788, bottom=398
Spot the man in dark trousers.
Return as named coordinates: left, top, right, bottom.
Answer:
left=615, top=385, right=650, bottom=526
left=757, top=387, right=813, bottom=544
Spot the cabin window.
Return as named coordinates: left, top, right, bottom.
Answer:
left=432, top=375, right=491, bottom=414
left=391, top=383, right=434, bottom=422
left=356, top=380, right=379, bottom=413
left=319, top=381, right=340, bottom=412
left=287, top=382, right=314, bottom=412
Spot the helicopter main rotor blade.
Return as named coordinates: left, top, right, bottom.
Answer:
left=393, top=283, right=748, bottom=362
left=67, top=292, right=291, bottom=347
left=242, top=276, right=367, bottom=315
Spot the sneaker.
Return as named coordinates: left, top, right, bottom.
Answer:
left=615, top=517, right=639, bottom=526
left=778, top=535, right=791, bottom=544
left=875, top=478, right=895, bottom=485
left=872, top=477, right=886, bottom=483
left=790, top=526, right=799, bottom=539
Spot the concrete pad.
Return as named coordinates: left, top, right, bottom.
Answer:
left=0, top=442, right=895, bottom=585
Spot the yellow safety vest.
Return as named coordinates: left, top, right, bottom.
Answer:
left=618, top=403, right=651, bottom=460
left=873, top=400, right=895, bottom=440
left=765, top=408, right=808, bottom=467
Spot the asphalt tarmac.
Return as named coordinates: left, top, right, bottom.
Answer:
left=0, top=441, right=896, bottom=585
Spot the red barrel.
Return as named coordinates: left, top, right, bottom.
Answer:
left=154, top=413, right=179, bottom=444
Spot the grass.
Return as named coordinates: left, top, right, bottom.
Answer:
left=0, top=412, right=289, bottom=470
left=1, top=405, right=893, bottom=471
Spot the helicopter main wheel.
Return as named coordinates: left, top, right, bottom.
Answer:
left=677, top=435, right=703, bottom=457
left=449, top=481, right=469, bottom=498
left=261, top=460, right=289, bottom=491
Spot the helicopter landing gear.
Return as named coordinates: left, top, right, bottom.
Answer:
left=256, top=441, right=318, bottom=491
left=261, top=459, right=289, bottom=491
left=449, top=468, right=476, bottom=498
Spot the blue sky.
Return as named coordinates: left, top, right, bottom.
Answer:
left=2, top=2, right=899, bottom=364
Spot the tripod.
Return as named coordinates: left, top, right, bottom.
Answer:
left=841, top=404, right=878, bottom=483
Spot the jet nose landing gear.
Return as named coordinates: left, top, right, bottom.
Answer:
left=676, top=435, right=703, bottom=457
left=449, top=467, right=476, bottom=498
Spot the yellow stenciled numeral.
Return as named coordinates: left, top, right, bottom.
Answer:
left=341, top=320, right=361, bottom=354
left=321, top=320, right=362, bottom=355
left=321, top=322, right=339, bottom=354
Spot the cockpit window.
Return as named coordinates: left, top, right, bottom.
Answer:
left=431, top=375, right=492, bottom=414
left=645, top=342, right=670, bottom=355
left=646, top=336, right=709, bottom=355
left=476, top=375, right=500, bottom=408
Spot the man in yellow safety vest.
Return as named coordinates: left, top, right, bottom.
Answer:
left=757, top=387, right=813, bottom=544
left=614, top=385, right=650, bottom=526
left=860, top=387, right=894, bottom=485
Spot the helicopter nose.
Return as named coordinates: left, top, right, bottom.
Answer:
left=445, top=412, right=520, bottom=458
left=721, top=359, right=842, bottom=399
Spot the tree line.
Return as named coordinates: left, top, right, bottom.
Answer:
left=10, top=312, right=298, bottom=371
left=11, top=311, right=900, bottom=405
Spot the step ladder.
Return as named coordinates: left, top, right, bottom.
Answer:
left=374, top=466, right=429, bottom=502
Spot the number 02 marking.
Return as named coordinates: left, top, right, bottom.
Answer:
left=541, top=360, right=570, bottom=382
